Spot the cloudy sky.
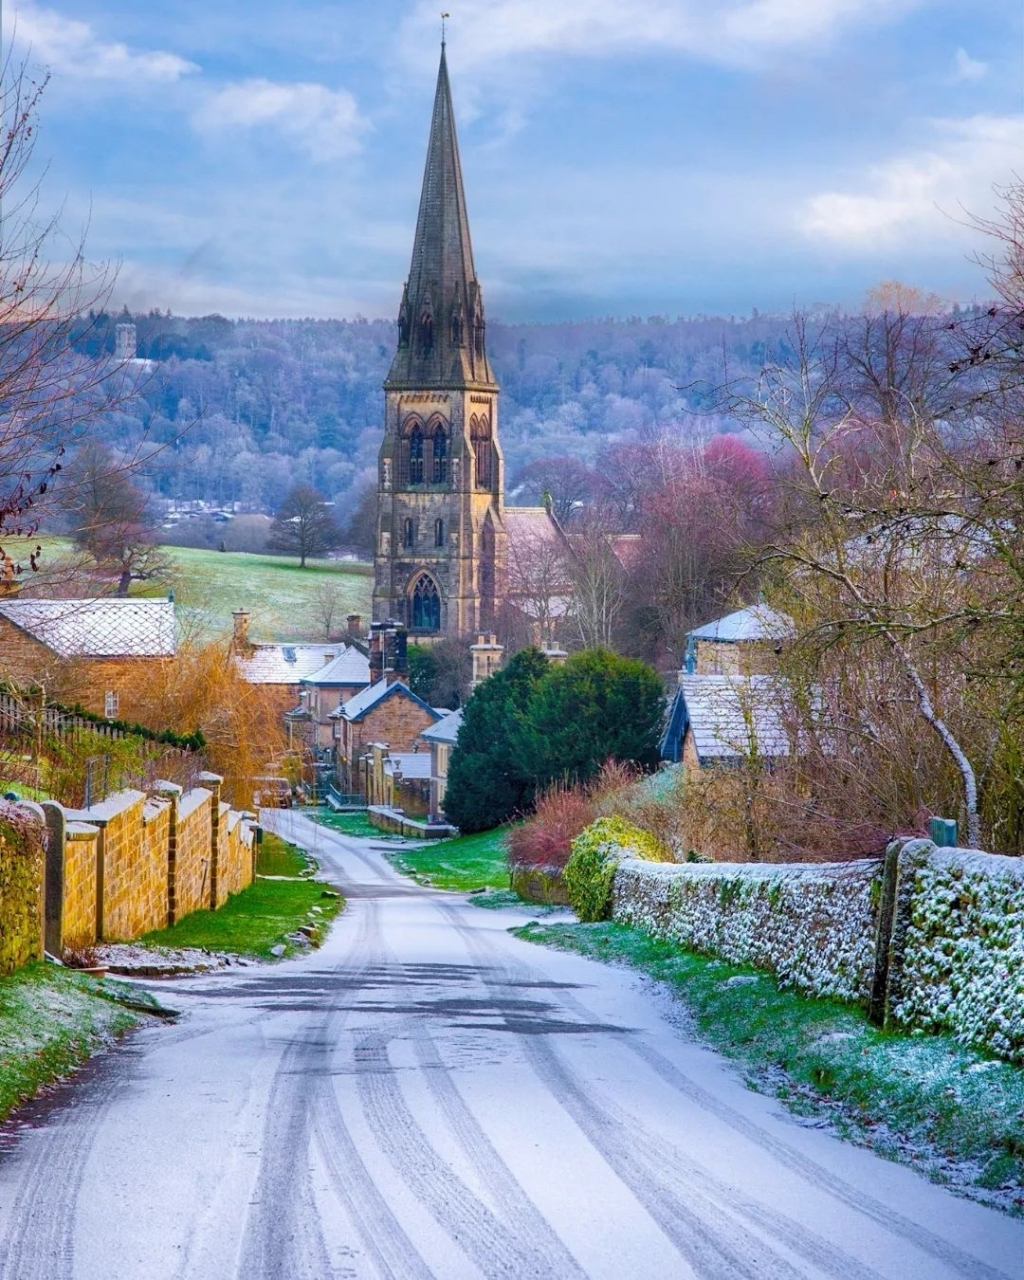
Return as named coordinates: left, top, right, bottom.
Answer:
left=6, top=1, right=1021, bottom=321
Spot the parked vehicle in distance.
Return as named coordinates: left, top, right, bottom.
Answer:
left=253, top=776, right=292, bottom=808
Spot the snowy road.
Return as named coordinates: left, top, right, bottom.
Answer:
left=0, top=811, right=1021, bottom=1280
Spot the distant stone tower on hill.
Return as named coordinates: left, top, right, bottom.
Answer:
left=373, top=43, right=505, bottom=637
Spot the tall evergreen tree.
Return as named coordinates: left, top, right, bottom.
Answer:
left=443, top=648, right=549, bottom=833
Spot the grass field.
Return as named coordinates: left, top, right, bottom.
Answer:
left=386, top=827, right=512, bottom=892
left=517, top=920, right=1024, bottom=1211
left=5, top=536, right=372, bottom=643
left=140, top=833, right=343, bottom=957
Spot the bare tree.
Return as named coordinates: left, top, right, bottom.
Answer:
left=309, top=581, right=346, bottom=641
left=567, top=511, right=627, bottom=650
left=66, top=441, right=175, bottom=595
left=0, top=61, right=136, bottom=573
left=268, top=483, right=341, bottom=567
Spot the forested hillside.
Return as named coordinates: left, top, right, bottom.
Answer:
left=71, top=307, right=854, bottom=518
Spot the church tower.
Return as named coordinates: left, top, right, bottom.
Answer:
left=373, top=43, right=505, bottom=637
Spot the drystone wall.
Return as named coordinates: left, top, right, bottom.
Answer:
left=885, top=843, right=1024, bottom=1064
left=610, top=837, right=1024, bottom=1063
left=613, top=858, right=879, bottom=1003
left=0, top=806, right=44, bottom=975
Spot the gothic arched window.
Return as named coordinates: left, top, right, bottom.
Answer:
left=411, top=574, right=441, bottom=632
left=471, top=415, right=492, bottom=489
left=419, top=309, right=434, bottom=352
left=403, top=517, right=415, bottom=549
left=431, top=424, right=449, bottom=483
left=434, top=518, right=445, bottom=548
left=407, top=423, right=424, bottom=485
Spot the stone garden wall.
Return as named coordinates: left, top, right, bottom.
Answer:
left=0, top=806, right=44, bottom=975
left=611, top=837, right=1024, bottom=1064
left=0, top=779, right=259, bottom=957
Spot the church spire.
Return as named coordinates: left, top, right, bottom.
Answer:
left=385, top=44, right=496, bottom=390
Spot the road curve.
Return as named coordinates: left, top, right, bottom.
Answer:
left=0, top=810, right=1020, bottom=1279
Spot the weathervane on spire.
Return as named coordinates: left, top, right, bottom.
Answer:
left=441, top=12, right=450, bottom=45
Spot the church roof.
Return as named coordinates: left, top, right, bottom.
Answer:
left=385, top=45, right=496, bottom=391
left=0, top=597, right=175, bottom=658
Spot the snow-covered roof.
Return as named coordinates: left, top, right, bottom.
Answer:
left=687, top=604, right=795, bottom=644
left=421, top=708, right=462, bottom=745
left=331, top=677, right=440, bottom=724
left=235, top=643, right=340, bottom=684
left=504, top=506, right=564, bottom=548
left=385, top=752, right=432, bottom=780
left=300, top=647, right=371, bottom=687
left=678, top=674, right=794, bottom=761
left=0, top=597, right=176, bottom=658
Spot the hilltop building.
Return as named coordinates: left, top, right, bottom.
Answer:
left=374, top=44, right=564, bottom=640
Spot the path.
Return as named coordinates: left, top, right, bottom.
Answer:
left=0, top=810, right=1021, bottom=1279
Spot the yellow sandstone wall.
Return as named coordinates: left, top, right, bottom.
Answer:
left=62, top=825, right=100, bottom=948
left=176, top=789, right=214, bottom=919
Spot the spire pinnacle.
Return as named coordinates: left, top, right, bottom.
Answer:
left=385, top=43, right=496, bottom=391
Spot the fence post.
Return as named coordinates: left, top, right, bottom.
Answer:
left=879, top=838, right=936, bottom=1029
left=197, top=772, right=224, bottom=909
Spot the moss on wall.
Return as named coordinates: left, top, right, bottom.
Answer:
left=0, top=811, right=43, bottom=975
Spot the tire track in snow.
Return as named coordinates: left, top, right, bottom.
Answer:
left=0, top=1062, right=123, bottom=1280
left=411, top=1027, right=588, bottom=1279
left=443, top=902, right=1015, bottom=1280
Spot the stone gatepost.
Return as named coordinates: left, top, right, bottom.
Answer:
left=40, top=801, right=67, bottom=956
left=197, top=772, right=224, bottom=909
left=154, top=781, right=183, bottom=926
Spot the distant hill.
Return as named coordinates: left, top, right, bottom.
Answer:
left=72, top=306, right=974, bottom=528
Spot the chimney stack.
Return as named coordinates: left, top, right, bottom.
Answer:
left=541, top=646, right=568, bottom=666
left=369, top=622, right=386, bottom=684
left=231, top=609, right=251, bottom=653
left=470, top=634, right=504, bottom=688
left=346, top=613, right=363, bottom=640
left=383, top=621, right=408, bottom=685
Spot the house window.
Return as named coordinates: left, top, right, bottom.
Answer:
left=431, top=425, right=449, bottom=483
left=434, top=518, right=445, bottom=548
left=411, top=574, right=441, bottom=631
left=403, top=517, right=415, bottom=549
left=408, top=425, right=424, bottom=485
left=104, top=690, right=119, bottom=719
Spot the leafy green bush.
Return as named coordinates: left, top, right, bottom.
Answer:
left=564, top=815, right=665, bottom=922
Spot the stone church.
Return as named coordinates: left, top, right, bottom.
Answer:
left=373, top=44, right=562, bottom=639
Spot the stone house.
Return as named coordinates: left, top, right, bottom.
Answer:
left=0, top=596, right=176, bottom=721
left=683, top=604, right=794, bottom=676
left=331, top=678, right=441, bottom=799
left=661, top=674, right=796, bottom=769
left=419, top=708, right=462, bottom=818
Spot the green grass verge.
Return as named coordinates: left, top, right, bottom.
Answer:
left=0, top=963, right=163, bottom=1124
left=140, top=833, right=343, bottom=958
left=515, top=920, right=1024, bottom=1210
left=310, top=809, right=405, bottom=841
left=3, top=535, right=372, bottom=643
left=386, top=827, right=513, bottom=892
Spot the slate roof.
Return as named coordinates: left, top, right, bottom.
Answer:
left=0, top=597, right=176, bottom=658
left=385, top=752, right=432, bottom=780
left=235, top=643, right=340, bottom=685
left=664, top=674, right=795, bottom=763
left=331, top=677, right=441, bottom=724
left=420, top=708, right=463, bottom=745
left=504, top=506, right=565, bottom=551
left=300, top=647, right=371, bottom=687
left=687, top=604, right=795, bottom=644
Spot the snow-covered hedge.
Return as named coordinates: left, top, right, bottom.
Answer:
left=890, top=845, right=1024, bottom=1064
left=612, top=858, right=880, bottom=1002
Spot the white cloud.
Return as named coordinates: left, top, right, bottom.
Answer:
left=952, top=48, right=987, bottom=83
left=193, top=80, right=367, bottom=161
left=8, top=3, right=197, bottom=83
left=799, top=114, right=1024, bottom=249
left=400, top=0, right=917, bottom=66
